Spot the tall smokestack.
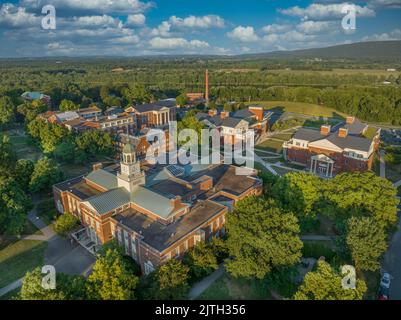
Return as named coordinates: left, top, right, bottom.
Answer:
left=205, top=69, right=209, bottom=104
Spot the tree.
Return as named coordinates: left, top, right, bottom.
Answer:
left=87, top=248, right=139, bottom=300
left=346, top=217, right=387, bottom=272
left=0, top=96, right=15, bottom=127
left=144, top=259, right=190, bottom=300
left=183, top=242, right=219, bottom=280
left=15, top=159, right=34, bottom=188
left=322, top=172, right=399, bottom=229
left=294, top=260, right=367, bottom=300
left=0, top=176, right=32, bottom=235
left=176, top=93, right=189, bottom=107
left=177, top=110, right=204, bottom=147
left=59, top=99, right=79, bottom=111
left=225, top=197, right=303, bottom=279
left=17, top=100, right=48, bottom=123
left=20, top=267, right=87, bottom=300
left=54, top=213, right=79, bottom=236
left=75, top=130, right=115, bottom=162
left=0, top=134, right=17, bottom=175
left=29, top=157, right=63, bottom=193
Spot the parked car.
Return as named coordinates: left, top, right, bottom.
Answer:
left=378, top=287, right=390, bottom=300
left=380, top=273, right=391, bottom=289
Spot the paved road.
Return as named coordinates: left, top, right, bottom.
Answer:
left=0, top=204, right=95, bottom=297
left=188, top=264, right=225, bottom=300
left=382, top=203, right=401, bottom=300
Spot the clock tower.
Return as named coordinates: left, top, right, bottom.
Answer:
left=117, top=142, right=145, bottom=192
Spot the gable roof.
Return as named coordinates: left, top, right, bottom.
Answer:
left=232, top=109, right=255, bottom=119
left=293, top=128, right=324, bottom=142
left=221, top=117, right=247, bottom=128
left=86, top=169, right=118, bottom=191
left=327, top=132, right=373, bottom=152
left=84, top=187, right=129, bottom=215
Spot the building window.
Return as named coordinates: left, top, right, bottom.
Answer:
left=131, top=236, right=137, bottom=260
left=144, top=261, right=155, bottom=275
left=123, top=230, right=130, bottom=255
left=117, top=228, right=122, bottom=244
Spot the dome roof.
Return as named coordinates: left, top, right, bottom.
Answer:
left=123, top=142, right=136, bottom=154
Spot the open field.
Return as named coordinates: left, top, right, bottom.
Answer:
left=0, top=220, right=42, bottom=250
left=0, top=240, right=47, bottom=288
left=248, top=100, right=347, bottom=118
left=256, top=139, right=284, bottom=153
left=198, top=273, right=271, bottom=300
left=8, top=133, right=43, bottom=162
left=268, top=68, right=401, bottom=76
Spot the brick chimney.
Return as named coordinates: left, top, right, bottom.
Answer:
left=248, top=106, right=263, bottom=121
left=92, top=163, right=103, bottom=171
left=208, top=109, right=217, bottom=117
left=170, top=196, right=182, bottom=210
left=338, top=128, right=348, bottom=138
left=220, top=111, right=230, bottom=119
left=320, top=125, right=331, bottom=136
left=346, top=116, right=355, bottom=124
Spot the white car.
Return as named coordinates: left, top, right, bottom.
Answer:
left=380, top=273, right=391, bottom=289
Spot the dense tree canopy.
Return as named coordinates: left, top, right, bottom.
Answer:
left=29, top=157, right=63, bottom=193
left=225, top=196, right=303, bottom=279
left=294, top=260, right=367, bottom=300
left=87, top=248, right=139, bottom=300
left=346, top=217, right=387, bottom=272
left=0, top=176, right=32, bottom=235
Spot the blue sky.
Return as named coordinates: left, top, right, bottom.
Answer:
left=0, top=0, right=400, bottom=57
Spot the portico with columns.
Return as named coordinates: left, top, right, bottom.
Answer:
left=310, top=154, right=334, bottom=178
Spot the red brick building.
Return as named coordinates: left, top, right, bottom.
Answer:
left=53, top=143, right=262, bottom=274
left=283, top=117, right=380, bottom=177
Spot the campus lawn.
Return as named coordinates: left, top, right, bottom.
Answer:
left=198, top=273, right=271, bottom=300
left=0, top=287, right=20, bottom=300
left=385, top=163, right=401, bottom=183
left=247, top=100, right=347, bottom=118
left=256, top=139, right=284, bottom=153
left=0, top=240, right=47, bottom=288
left=0, top=220, right=42, bottom=250
left=271, top=166, right=297, bottom=176
left=8, top=133, right=43, bottom=162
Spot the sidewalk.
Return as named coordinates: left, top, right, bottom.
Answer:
left=187, top=264, right=225, bottom=300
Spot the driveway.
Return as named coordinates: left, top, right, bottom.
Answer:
left=382, top=203, right=401, bottom=300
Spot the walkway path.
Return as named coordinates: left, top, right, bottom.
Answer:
left=0, top=202, right=95, bottom=297
left=380, top=150, right=386, bottom=178
left=188, top=264, right=225, bottom=300
left=394, top=180, right=401, bottom=188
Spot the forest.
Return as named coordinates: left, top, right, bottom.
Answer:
left=0, top=56, right=400, bottom=125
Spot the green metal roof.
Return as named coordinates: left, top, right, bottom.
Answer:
left=85, top=188, right=130, bottom=215
left=131, top=186, right=182, bottom=219
left=86, top=169, right=118, bottom=190
left=123, top=143, right=136, bottom=154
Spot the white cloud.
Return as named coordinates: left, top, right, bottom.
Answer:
left=21, top=0, right=154, bottom=14
left=0, top=3, right=40, bottom=28
left=280, top=3, right=375, bottom=20
left=168, top=15, right=225, bottom=29
left=149, top=37, right=210, bottom=50
left=368, top=0, right=401, bottom=8
left=262, top=23, right=292, bottom=34
left=150, top=21, right=172, bottom=37
left=126, top=14, right=146, bottom=27
left=296, top=20, right=336, bottom=34
left=227, top=26, right=259, bottom=42
left=362, top=28, right=401, bottom=41
left=71, top=15, right=122, bottom=28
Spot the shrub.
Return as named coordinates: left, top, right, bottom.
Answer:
left=54, top=213, right=79, bottom=236
left=302, top=242, right=336, bottom=262
left=183, top=242, right=218, bottom=282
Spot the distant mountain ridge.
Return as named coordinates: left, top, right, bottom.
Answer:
left=243, top=40, right=401, bottom=59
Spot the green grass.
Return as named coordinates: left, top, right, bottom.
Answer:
left=271, top=166, right=296, bottom=176
left=198, top=273, right=271, bottom=300
left=0, top=240, right=47, bottom=288
left=0, top=288, right=20, bottom=300
left=247, top=100, right=347, bottom=118
left=363, top=126, right=379, bottom=140
left=256, top=139, right=284, bottom=153
left=385, top=163, right=401, bottom=183
left=8, top=134, right=43, bottom=162
left=0, top=220, right=42, bottom=250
